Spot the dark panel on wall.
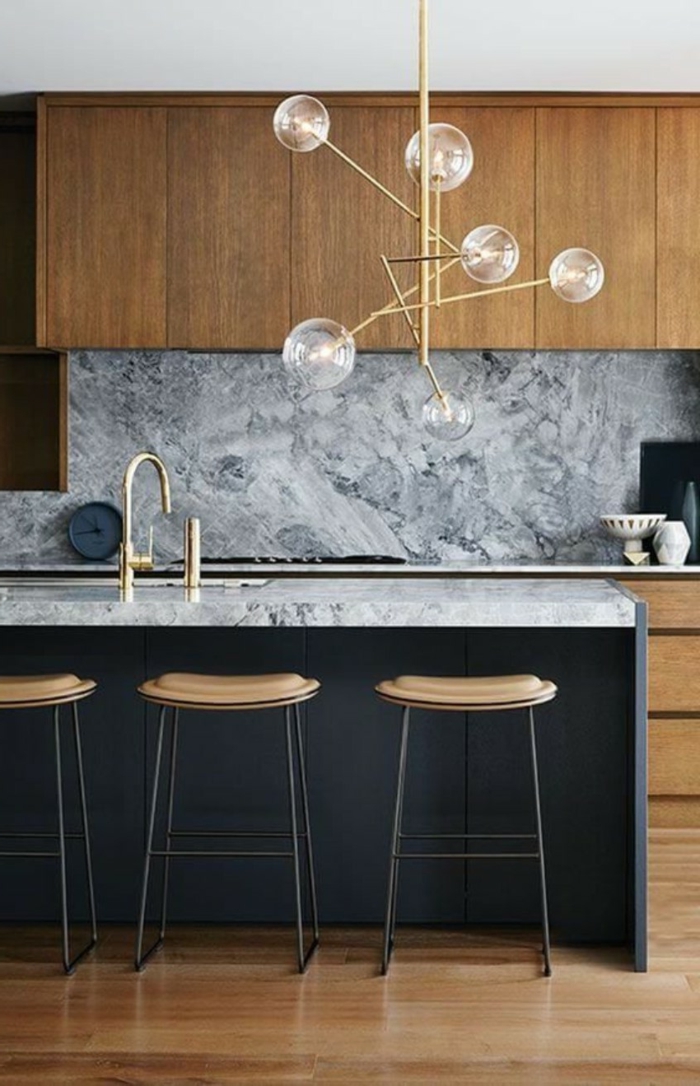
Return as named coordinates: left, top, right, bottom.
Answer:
left=306, top=628, right=467, bottom=923
left=465, top=628, right=629, bottom=943
left=144, top=628, right=305, bottom=922
left=0, top=628, right=146, bottom=922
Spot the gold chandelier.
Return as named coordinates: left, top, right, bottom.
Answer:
left=273, top=0, right=604, bottom=440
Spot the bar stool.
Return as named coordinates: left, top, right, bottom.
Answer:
left=375, top=673, right=557, bottom=977
left=135, top=672, right=321, bottom=973
left=0, top=674, right=98, bottom=974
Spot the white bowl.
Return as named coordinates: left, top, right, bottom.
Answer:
left=600, top=514, right=667, bottom=554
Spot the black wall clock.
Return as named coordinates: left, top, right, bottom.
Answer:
left=68, top=502, right=123, bottom=561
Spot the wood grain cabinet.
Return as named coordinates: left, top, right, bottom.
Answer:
left=657, top=109, right=700, bottom=347
left=291, top=104, right=418, bottom=351
left=428, top=107, right=535, bottom=349
left=38, top=105, right=168, bottom=348
left=623, top=578, right=700, bottom=828
left=34, top=94, right=700, bottom=352
left=167, top=107, right=290, bottom=349
left=0, top=115, right=66, bottom=491
left=535, top=107, right=656, bottom=349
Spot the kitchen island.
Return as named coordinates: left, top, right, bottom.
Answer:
left=0, top=576, right=647, bottom=969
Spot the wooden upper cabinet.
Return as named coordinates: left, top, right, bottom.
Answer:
left=535, top=107, right=656, bottom=349
left=428, top=108, right=535, bottom=349
left=167, top=108, right=290, bottom=349
left=39, top=105, right=167, bottom=348
left=291, top=105, right=417, bottom=351
left=657, top=109, right=700, bottom=347
left=0, top=121, right=36, bottom=346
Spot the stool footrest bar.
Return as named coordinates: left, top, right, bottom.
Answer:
left=395, top=852, right=541, bottom=860
left=149, top=849, right=295, bottom=858
left=399, top=833, right=537, bottom=840
left=0, top=850, right=61, bottom=858
left=0, top=832, right=85, bottom=839
left=168, top=830, right=306, bottom=839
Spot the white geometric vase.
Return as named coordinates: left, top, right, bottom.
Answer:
left=653, top=521, right=691, bottom=567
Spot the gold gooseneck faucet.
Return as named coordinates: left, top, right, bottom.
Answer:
left=119, top=452, right=172, bottom=596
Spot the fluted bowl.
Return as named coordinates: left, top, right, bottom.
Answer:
left=600, top=514, right=667, bottom=555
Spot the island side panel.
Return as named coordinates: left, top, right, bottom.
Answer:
left=632, top=599, right=648, bottom=972
left=464, top=628, right=631, bottom=945
left=306, top=628, right=468, bottom=923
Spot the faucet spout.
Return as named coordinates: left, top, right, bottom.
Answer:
left=119, top=452, right=172, bottom=596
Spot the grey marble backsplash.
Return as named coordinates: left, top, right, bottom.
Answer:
left=3, top=348, right=700, bottom=566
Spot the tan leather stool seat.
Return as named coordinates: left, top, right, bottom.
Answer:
left=0, top=674, right=96, bottom=709
left=376, top=673, right=557, bottom=711
left=138, top=671, right=321, bottom=710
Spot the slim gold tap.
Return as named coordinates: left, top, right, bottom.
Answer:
left=119, top=452, right=172, bottom=596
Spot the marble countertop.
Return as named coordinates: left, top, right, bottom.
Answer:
left=0, top=577, right=637, bottom=628
left=0, top=561, right=696, bottom=576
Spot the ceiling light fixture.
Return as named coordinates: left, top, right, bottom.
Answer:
left=273, top=0, right=604, bottom=440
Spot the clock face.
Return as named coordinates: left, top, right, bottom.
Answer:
left=68, top=502, right=123, bottom=561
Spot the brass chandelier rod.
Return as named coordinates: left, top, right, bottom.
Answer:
left=418, top=0, right=431, bottom=368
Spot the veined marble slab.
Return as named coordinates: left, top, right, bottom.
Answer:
left=0, top=577, right=637, bottom=628
left=1, top=349, right=700, bottom=568
left=1, top=561, right=697, bottom=576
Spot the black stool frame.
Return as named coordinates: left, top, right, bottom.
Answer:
left=382, top=704, right=552, bottom=977
left=135, top=701, right=320, bottom=973
left=0, top=701, right=97, bottom=974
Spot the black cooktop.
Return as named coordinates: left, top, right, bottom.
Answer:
left=170, top=555, right=407, bottom=566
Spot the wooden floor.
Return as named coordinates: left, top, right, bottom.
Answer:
left=0, top=830, right=699, bottom=1084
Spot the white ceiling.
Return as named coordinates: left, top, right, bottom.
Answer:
left=3, top=0, right=700, bottom=105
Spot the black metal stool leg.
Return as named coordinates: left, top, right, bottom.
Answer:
left=53, top=703, right=97, bottom=975
left=381, top=706, right=410, bottom=976
left=54, top=705, right=71, bottom=974
left=529, top=706, right=552, bottom=977
left=135, top=705, right=167, bottom=971
left=71, top=702, right=98, bottom=949
left=293, top=703, right=320, bottom=952
left=158, top=708, right=179, bottom=942
left=284, top=705, right=306, bottom=973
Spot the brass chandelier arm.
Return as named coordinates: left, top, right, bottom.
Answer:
left=320, top=136, right=461, bottom=257
left=380, top=256, right=420, bottom=348
left=347, top=255, right=463, bottom=339
left=379, top=255, right=448, bottom=403
left=372, top=276, right=551, bottom=318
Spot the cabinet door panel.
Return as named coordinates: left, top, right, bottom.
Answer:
left=292, top=106, right=417, bottom=350
left=649, top=719, right=700, bottom=795
left=428, top=107, right=535, bottom=348
left=649, top=636, right=700, bottom=712
left=657, top=109, right=700, bottom=347
left=168, top=108, right=290, bottom=349
left=536, top=108, right=656, bottom=348
left=0, top=127, right=35, bottom=346
left=621, top=580, right=700, bottom=631
left=44, top=107, right=167, bottom=348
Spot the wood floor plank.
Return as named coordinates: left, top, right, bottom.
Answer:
left=0, top=830, right=697, bottom=1083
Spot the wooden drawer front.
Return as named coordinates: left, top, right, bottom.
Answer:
left=649, top=720, right=700, bottom=794
left=649, top=637, right=700, bottom=712
left=622, top=580, right=700, bottom=630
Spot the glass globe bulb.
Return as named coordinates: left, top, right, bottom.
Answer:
left=282, top=318, right=356, bottom=390
left=273, top=95, right=330, bottom=152
left=405, top=123, right=474, bottom=192
left=549, top=248, right=605, bottom=303
left=422, top=390, right=475, bottom=441
left=461, top=224, right=520, bottom=284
